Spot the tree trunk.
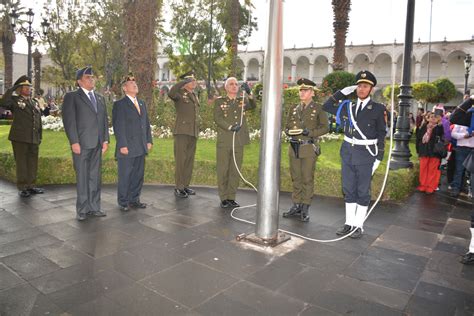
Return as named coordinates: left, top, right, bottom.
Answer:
left=123, top=0, right=162, bottom=120
left=332, top=0, right=351, bottom=71
left=2, top=35, right=14, bottom=88
left=32, top=49, right=42, bottom=93
left=228, top=0, right=240, bottom=77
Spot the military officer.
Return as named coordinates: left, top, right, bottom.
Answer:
left=322, top=70, right=386, bottom=238
left=168, top=70, right=200, bottom=198
left=282, top=78, right=328, bottom=222
left=213, top=77, right=255, bottom=208
left=0, top=76, right=44, bottom=197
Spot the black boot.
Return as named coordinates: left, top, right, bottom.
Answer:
left=300, top=204, right=310, bottom=222
left=283, top=203, right=301, bottom=218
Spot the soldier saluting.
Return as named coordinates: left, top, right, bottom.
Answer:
left=322, top=71, right=386, bottom=238
left=213, top=77, right=255, bottom=208
left=282, top=78, right=328, bottom=222
left=168, top=71, right=200, bottom=198
left=0, top=76, right=44, bottom=197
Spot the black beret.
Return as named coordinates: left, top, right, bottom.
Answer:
left=179, top=70, right=195, bottom=80
left=297, top=78, right=316, bottom=90
left=355, top=70, right=377, bottom=86
left=76, top=66, right=94, bottom=80
left=13, top=75, right=32, bottom=87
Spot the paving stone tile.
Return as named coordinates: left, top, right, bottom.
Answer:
left=434, top=235, right=469, bottom=255
left=114, top=221, right=168, bottom=243
left=327, top=275, right=410, bottom=310
left=393, top=216, right=446, bottom=234
left=65, top=296, right=131, bottom=316
left=139, top=260, right=238, bottom=308
left=461, top=263, right=474, bottom=282
left=405, top=295, right=457, bottom=316
left=192, top=242, right=271, bottom=279
left=364, top=245, right=428, bottom=270
left=36, top=242, right=92, bottom=268
left=311, top=290, right=405, bottom=316
left=284, top=247, right=353, bottom=274
left=299, top=305, right=341, bottom=316
left=0, top=227, right=44, bottom=246
left=157, top=213, right=214, bottom=228
left=0, top=262, right=24, bottom=291
left=106, top=283, right=189, bottom=315
left=373, top=237, right=432, bottom=258
left=140, top=216, right=190, bottom=233
left=15, top=206, right=76, bottom=226
left=377, top=225, right=439, bottom=249
left=0, top=283, right=64, bottom=315
left=0, top=212, right=32, bottom=234
left=346, top=254, right=423, bottom=293
left=276, top=267, right=338, bottom=303
left=0, top=233, right=60, bottom=258
left=245, top=257, right=306, bottom=291
left=218, top=281, right=306, bottom=315
left=193, top=292, right=260, bottom=316
left=1, top=249, right=61, bottom=280
left=193, top=218, right=254, bottom=241
left=47, top=269, right=134, bottom=310
left=102, top=211, right=153, bottom=229
left=413, top=281, right=474, bottom=315
left=426, top=250, right=464, bottom=277
left=420, top=270, right=474, bottom=294
left=38, top=221, right=84, bottom=241
left=444, top=218, right=471, bottom=239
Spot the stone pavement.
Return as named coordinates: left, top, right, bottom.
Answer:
left=0, top=178, right=473, bottom=315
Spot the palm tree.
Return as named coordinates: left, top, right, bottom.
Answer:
left=331, top=0, right=351, bottom=71
left=0, top=0, right=21, bottom=88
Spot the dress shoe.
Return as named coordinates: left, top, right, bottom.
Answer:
left=461, top=252, right=474, bottom=265
left=336, top=224, right=353, bottom=236
left=282, top=203, right=301, bottom=218
left=299, top=204, right=310, bottom=222
left=89, top=211, right=107, bottom=217
left=220, top=200, right=231, bottom=208
left=228, top=200, right=240, bottom=208
left=76, top=213, right=87, bottom=221
left=119, top=205, right=129, bottom=212
left=350, top=228, right=363, bottom=239
left=28, top=187, right=44, bottom=194
left=130, top=201, right=147, bottom=209
left=174, top=189, right=188, bottom=198
left=184, top=188, right=196, bottom=195
left=18, top=190, right=31, bottom=198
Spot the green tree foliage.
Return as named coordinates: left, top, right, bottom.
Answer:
left=164, top=0, right=256, bottom=89
left=321, top=71, right=356, bottom=93
left=383, top=84, right=400, bottom=104
left=428, top=78, right=457, bottom=103
left=412, top=82, right=437, bottom=109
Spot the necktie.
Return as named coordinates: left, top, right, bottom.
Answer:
left=356, top=102, right=363, bottom=118
left=88, top=91, right=97, bottom=112
left=133, top=98, right=141, bottom=115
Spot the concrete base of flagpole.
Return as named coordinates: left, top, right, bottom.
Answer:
left=236, top=232, right=291, bottom=247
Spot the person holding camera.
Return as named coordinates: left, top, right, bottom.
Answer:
left=213, top=77, right=255, bottom=208
left=168, top=70, right=200, bottom=198
left=283, top=78, right=328, bottom=222
left=0, top=75, right=44, bottom=197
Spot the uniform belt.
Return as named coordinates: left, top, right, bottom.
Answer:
left=344, top=135, right=378, bottom=146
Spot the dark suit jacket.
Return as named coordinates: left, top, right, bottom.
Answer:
left=112, top=96, right=152, bottom=158
left=323, top=90, right=386, bottom=162
left=62, top=88, right=109, bottom=149
left=0, top=87, right=42, bottom=144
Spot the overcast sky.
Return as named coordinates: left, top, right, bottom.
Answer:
left=15, top=0, right=474, bottom=54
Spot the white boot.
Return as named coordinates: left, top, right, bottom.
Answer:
left=470, top=228, right=474, bottom=253
left=345, top=203, right=357, bottom=227
left=355, top=204, right=369, bottom=230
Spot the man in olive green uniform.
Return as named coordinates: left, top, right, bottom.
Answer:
left=283, top=78, right=328, bottom=221
left=213, top=77, right=256, bottom=208
left=0, top=76, right=44, bottom=197
left=168, top=71, right=200, bottom=198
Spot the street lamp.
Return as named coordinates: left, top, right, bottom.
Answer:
left=9, top=8, right=50, bottom=79
left=464, top=53, right=472, bottom=94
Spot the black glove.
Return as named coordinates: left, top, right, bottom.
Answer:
left=241, top=82, right=251, bottom=95
left=302, top=128, right=309, bottom=136
left=230, top=124, right=241, bottom=132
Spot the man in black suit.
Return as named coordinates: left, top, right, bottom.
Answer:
left=112, top=74, right=152, bottom=211
left=62, top=66, right=110, bottom=221
left=323, top=70, right=386, bottom=238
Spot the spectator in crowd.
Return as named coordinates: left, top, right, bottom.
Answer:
left=409, top=112, right=416, bottom=135
left=416, top=108, right=425, bottom=129
left=448, top=123, right=474, bottom=197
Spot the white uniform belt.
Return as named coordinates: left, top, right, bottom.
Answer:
left=344, top=135, right=378, bottom=146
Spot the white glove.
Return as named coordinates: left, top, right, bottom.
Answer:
left=470, top=94, right=474, bottom=100
left=372, top=159, right=381, bottom=175
left=341, top=85, right=358, bottom=96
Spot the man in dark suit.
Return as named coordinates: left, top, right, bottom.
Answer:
left=62, top=66, right=110, bottom=221
left=323, top=70, right=386, bottom=238
left=0, top=75, right=44, bottom=197
left=112, top=74, right=152, bottom=211
left=168, top=70, right=200, bottom=198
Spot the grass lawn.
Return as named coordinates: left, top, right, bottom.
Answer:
left=0, top=126, right=419, bottom=200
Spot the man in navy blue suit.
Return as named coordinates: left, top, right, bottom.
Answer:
left=112, top=74, right=153, bottom=212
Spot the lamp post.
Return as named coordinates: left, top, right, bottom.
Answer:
left=9, top=8, right=50, bottom=79
left=390, top=0, right=416, bottom=170
left=464, top=54, right=472, bottom=95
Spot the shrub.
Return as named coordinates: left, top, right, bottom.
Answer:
left=321, top=71, right=356, bottom=94
left=428, top=78, right=456, bottom=103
